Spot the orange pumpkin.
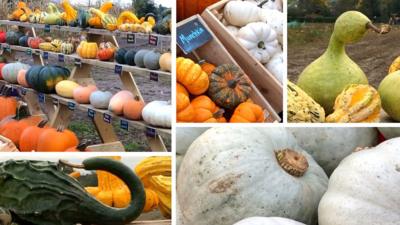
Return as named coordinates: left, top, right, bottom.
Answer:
left=122, top=96, right=145, bottom=120
left=191, top=95, right=226, bottom=123
left=176, top=57, right=209, bottom=95
left=17, top=69, right=29, bottom=87
left=177, top=83, right=195, bottom=122
left=0, top=116, right=43, bottom=146
left=73, top=85, right=97, bottom=104
left=177, top=0, right=220, bottom=22
left=230, top=102, right=265, bottom=123
left=199, top=60, right=216, bottom=76
left=19, top=120, right=49, bottom=152
left=0, top=93, right=17, bottom=121
left=36, top=126, right=79, bottom=152
left=97, top=42, right=116, bottom=61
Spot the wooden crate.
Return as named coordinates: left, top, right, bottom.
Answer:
left=202, top=0, right=283, bottom=113
left=178, top=15, right=280, bottom=122
left=0, top=135, right=18, bottom=152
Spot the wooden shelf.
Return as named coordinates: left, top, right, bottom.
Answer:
left=0, top=44, right=171, bottom=78
left=0, top=81, right=171, bottom=136
left=0, top=20, right=171, bottom=42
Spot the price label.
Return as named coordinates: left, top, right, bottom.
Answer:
left=67, top=102, right=76, bottom=111
left=52, top=98, right=59, bottom=107
left=43, top=52, right=49, bottom=60
left=87, top=108, right=95, bottom=119
left=25, top=48, right=32, bottom=56
left=114, top=65, right=122, bottom=75
left=120, top=119, right=128, bottom=130
left=103, top=113, right=112, bottom=123
left=127, top=33, right=135, bottom=44
left=19, top=87, right=26, bottom=96
left=38, top=93, right=45, bottom=103
left=177, top=17, right=213, bottom=54
left=148, top=35, right=158, bottom=46
left=149, top=72, right=159, bottom=82
left=146, top=127, right=157, bottom=138
left=44, top=24, right=51, bottom=32
left=74, top=58, right=81, bottom=67
left=58, top=54, right=64, bottom=62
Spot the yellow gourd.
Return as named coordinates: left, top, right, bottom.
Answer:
left=389, top=56, right=400, bottom=74
left=88, top=2, right=113, bottom=28
left=77, top=41, right=98, bottom=59
left=326, top=84, right=381, bottom=123
left=60, top=0, right=78, bottom=25
left=117, top=11, right=140, bottom=25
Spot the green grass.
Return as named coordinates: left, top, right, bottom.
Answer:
left=288, top=23, right=333, bottom=46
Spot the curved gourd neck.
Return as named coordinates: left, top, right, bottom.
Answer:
left=325, top=35, right=345, bottom=56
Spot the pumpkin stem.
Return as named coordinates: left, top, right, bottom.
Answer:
left=38, top=120, right=48, bottom=128
left=76, top=140, right=88, bottom=151
left=367, top=22, right=390, bottom=34
left=213, top=109, right=225, bottom=119
left=57, top=125, right=65, bottom=132
left=258, top=41, right=266, bottom=50
left=227, top=78, right=239, bottom=88
left=275, top=149, right=309, bottom=177
left=258, top=0, right=270, bottom=8
left=134, top=95, right=141, bottom=101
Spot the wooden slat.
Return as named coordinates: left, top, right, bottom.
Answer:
left=128, top=220, right=171, bottom=225
left=86, top=141, right=125, bottom=152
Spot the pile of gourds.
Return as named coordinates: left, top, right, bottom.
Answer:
left=115, top=48, right=171, bottom=72
left=177, top=126, right=400, bottom=225
left=214, top=0, right=284, bottom=83
left=177, top=57, right=266, bottom=123
left=7, top=1, right=171, bottom=35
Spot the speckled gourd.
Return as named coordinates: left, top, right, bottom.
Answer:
left=178, top=127, right=328, bottom=225
left=288, top=127, right=378, bottom=176
left=326, top=84, right=381, bottom=123
left=297, top=11, right=387, bottom=113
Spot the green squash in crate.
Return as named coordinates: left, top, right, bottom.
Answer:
left=0, top=157, right=145, bottom=225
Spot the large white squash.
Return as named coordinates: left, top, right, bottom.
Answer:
left=178, top=127, right=328, bottom=225
left=176, top=127, right=209, bottom=155
left=142, top=101, right=171, bottom=128
left=288, top=127, right=378, bottom=175
left=233, top=217, right=305, bottom=225
left=318, top=137, right=400, bottom=225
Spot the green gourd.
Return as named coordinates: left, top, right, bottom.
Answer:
left=378, top=71, right=400, bottom=121
left=297, top=11, right=386, bottom=113
left=44, top=3, right=63, bottom=25
left=0, top=157, right=145, bottom=225
left=78, top=8, right=90, bottom=28
left=25, top=65, right=70, bottom=93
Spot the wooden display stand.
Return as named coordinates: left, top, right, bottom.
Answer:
left=178, top=15, right=280, bottom=122
left=0, top=21, right=171, bottom=152
left=201, top=0, right=283, bottom=113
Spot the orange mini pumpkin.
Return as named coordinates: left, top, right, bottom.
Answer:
left=191, top=95, right=226, bottom=123
left=36, top=126, right=79, bottom=152
left=176, top=57, right=209, bottom=95
left=230, top=102, right=265, bottom=123
left=122, top=96, right=145, bottom=120
left=177, top=83, right=195, bottom=122
left=199, top=60, right=216, bottom=76
left=97, top=42, right=116, bottom=61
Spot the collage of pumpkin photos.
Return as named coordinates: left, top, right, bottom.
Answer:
left=0, top=0, right=399, bottom=224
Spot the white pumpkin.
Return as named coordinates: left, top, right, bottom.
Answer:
left=2, top=62, right=30, bottom=84
left=318, top=137, right=400, bottom=225
left=223, top=1, right=264, bottom=27
left=90, top=91, right=113, bottom=109
left=245, top=0, right=283, bottom=11
left=378, top=127, right=400, bottom=139
left=261, top=9, right=284, bottom=44
left=237, top=22, right=280, bottom=63
left=288, top=127, right=378, bottom=176
left=178, top=127, right=328, bottom=225
left=226, top=25, right=240, bottom=36
left=176, top=127, right=209, bottom=155
left=233, top=217, right=305, bottom=225
left=142, top=101, right=171, bottom=128
left=266, top=51, right=284, bottom=84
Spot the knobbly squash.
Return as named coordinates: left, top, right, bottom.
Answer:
left=177, top=83, right=195, bottom=122
left=230, top=102, right=265, bottom=123
left=191, top=95, right=226, bottom=123
left=176, top=57, right=209, bottom=95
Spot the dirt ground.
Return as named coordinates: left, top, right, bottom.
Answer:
left=288, top=23, right=400, bottom=88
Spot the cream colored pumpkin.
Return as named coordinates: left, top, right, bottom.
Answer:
left=226, top=25, right=239, bottom=36
left=288, top=127, right=378, bottom=176
left=266, top=51, right=284, bottom=84
left=176, top=127, right=209, bottom=155
left=261, top=9, right=284, bottom=44
left=159, top=52, right=171, bottom=72
left=55, top=80, right=81, bottom=98
left=233, top=217, right=305, bottom=225
left=237, top=22, right=280, bottom=63
left=318, top=138, right=400, bottom=225
left=178, top=127, right=328, bottom=225
left=142, top=101, right=171, bottom=128
left=223, top=1, right=264, bottom=27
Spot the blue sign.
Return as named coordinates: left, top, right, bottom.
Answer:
left=149, top=72, right=159, bottom=82
left=87, top=108, right=95, bottom=118
left=58, top=54, right=64, bottom=62
left=38, top=93, right=45, bottom=103
left=68, top=102, right=75, bottom=111
left=120, top=120, right=128, bottom=130
left=177, top=18, right=212, bottom=54
left=43, top=52, right=49, bottom=59
left=103, top=113, right=111, bottom=123
left=44, top=24, right=51, bottom=32
left=115, top=65, right=122, bottom=75
left=146, top=127, right=157, bottom=138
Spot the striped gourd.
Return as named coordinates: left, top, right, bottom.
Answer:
left=326, top=84, right=381, bottom=123
left=287, top=81, right=325, bottom=123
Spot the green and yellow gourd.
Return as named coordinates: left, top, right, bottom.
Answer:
left=326, top=84, right=381, bottom=123
left=43, top=3, right=63, bottom=25
left=297, top=11, right=388, bottom=113
left=88, top=8, right=117, bottom=31
left=287, top=81, right=325, bottom=123
left=0, top=157, right=145, bottom=225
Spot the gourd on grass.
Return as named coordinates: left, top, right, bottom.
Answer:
left=318, top=138, right=400, bottom=225
left=297, top=11, right=388, bottom=113
left=288, top=127, right=378, bottom=176
left=178, top=127, right=328, bottom=225
left=378, top=70, right=400, bottom=121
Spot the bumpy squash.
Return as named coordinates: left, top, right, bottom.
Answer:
left=43, top=3, right=63, bottom=25
left=88, top=2, right=113, bottom=28
left=177, top=83, right=195, bottom=122
left=388, top=56, right=400, bottom=74
left=77, top=41, right=98, bottom=59
left=230, top=102, right=264, bottom=123
left=60, top=40, right=75, bottom=54
left=0, top=157, right=145, bottom=224
left=117, top=11, right=140, bottom=25
left=178, top=127, right=328, bottom=225
left=378, top=71, right=400, bottom=121
left=326, top=84, right=381, bottom=123
left=176, top=57, right=209, bottom=95
left=8, top=2, right=32, bottom=21
left=191, top=95, right=226, bottom=123
left=55, top=80, right=81, bottom=98
left=60, top=0, right=78, bottom=26
left=148, top=175, right=171, bottom=218
left=208, top=64, right=251, bottom=109
left=287, top=81, right=325, bottom=123
left=89, top=8, right=117, bottom=31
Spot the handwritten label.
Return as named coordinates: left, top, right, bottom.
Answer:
left=177, top=18, right=212, bottom=54
left=115, top=65, right=122, bottom=75
left=149, top=72, right=158, bottom=82
left=87, top=108, right=95, bottom=119
left=103, top=113, right=111, bottom=123
left=43, top=52, right=49, bottom=60
left=38, top=93, right=45, bottom=103
left=68, top=102, right=76, bottom=111
left=120, top=120, right=128, bottom=130
left=44, top=24, right=51, bottom=32
left=58, top=54, right=64, bottom=62
left=146, top=127, right=157, bottom=138
left=74, top=58, right=81, bottom=67
left=148, top=35, right=158, bottom=46
left=127, top=33, right=135, bottom=44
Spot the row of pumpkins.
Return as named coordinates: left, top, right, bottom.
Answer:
left=214, top=0, right=284, bottom=83
left=0, top=28, right=171, bottom=72
left=176, top=57, right=266, bottom=123
left=287, top=11, right=396, bottom=123
left=0, top=62, right=171, bottom=128
left=72, top=156, right=172, bottom=218
left=8, top=1, right=171, bottom=34
left=176, top=126, right=400, bottom=225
